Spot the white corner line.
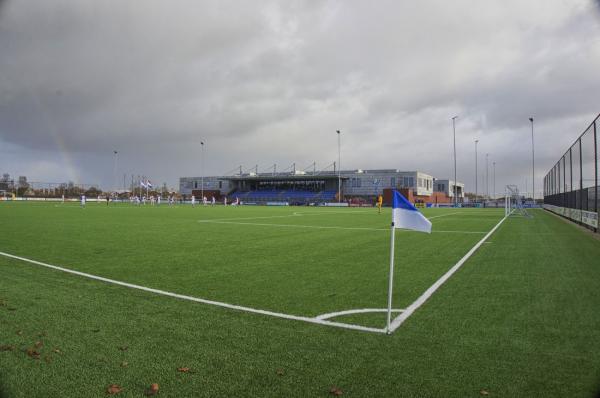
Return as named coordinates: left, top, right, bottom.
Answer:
left=388, top=214, right=509, bottom=333
left=315, top=308, right=404, bottom=321
left=0, top=250, right=386, bottom=335
left=427, top=212, right=461, bottom=219
left=197, top=220, right=488, bottom=234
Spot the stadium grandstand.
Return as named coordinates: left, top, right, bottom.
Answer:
left=180, top=168, right=464, bottom=206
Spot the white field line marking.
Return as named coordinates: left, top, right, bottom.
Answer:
left=316, top=308, right=404, bottom=321
left=199, top=214, right=302, bottom=222
left=427, top=212, right=460, bottom=219
left=388, top=214, right=508, bottom=333
left=0, top=250, right=385, bottom=334
left=197, top=210, right=455, bottom=224
left=197, top=220, right=488, bottom=234
left=293, top=210, right=373, bottom=215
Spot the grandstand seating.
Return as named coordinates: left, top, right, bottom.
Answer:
left=228, top=189, right=337, bottom=204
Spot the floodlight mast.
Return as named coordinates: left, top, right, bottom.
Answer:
left=486, top=153, right=489, bottom=199
left=201, top=141, right=205, bottom=202
left=452, top=116, right=458, bottom=207
left=337, top=130, right=341, bottom=203
left=493, top=161, right=496, bottom=200
left=113, top=150, right=118, bottom=194
left=529, top=117, right=535, bottom=202
left=474, top=139, right=478, bottom=204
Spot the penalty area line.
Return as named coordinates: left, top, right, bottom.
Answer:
left=388, top=214, right=509, bottom=333
left=0, top=250, right=385, bottom=335
left=197, top=220, right=487, bottom=234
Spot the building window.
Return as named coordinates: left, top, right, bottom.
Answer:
left=391, top=177, right=396, bottom=187
left=219, top=181, right=222, bottom=189
left=194, top=181, right=198, bottom=189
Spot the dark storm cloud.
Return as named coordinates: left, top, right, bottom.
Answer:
left=1, top=0, right=599, bottom=194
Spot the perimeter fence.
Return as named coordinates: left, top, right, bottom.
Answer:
left=543, top=113, right=598, bottom=232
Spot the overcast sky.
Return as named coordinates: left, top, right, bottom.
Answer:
left=1, top=0, right=600, bottom=195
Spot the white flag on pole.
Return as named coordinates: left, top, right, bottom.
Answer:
left=386, top=190, right=431, bottom=334
left=392, top=190, right=432, bottom=233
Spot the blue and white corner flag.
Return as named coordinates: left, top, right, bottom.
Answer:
left=392, top=190, right=432, bottom=233
left=146, top=180, right=153, bottom=188
left=386, top=190, right=432, bottom=334
left=140, top=180, right=147, bottom=188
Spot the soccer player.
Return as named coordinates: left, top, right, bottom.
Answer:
left=377, top=194, right=383, bottom=214
left=191, top=195, right=196, bottom=207
left=223, top=197, right=227, bottom=206
left=106, top=195, right=110, bottom=206
left=211, top=196, right=215, bottom=206
left=81, top=194, right=86, bottom=207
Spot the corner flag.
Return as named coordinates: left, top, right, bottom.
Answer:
left=386, top=190, right=431, bottom=334
left=392, top=190, right=431, bottom=233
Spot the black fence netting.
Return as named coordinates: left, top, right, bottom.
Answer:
left=543, top=114, right=598, bottom=232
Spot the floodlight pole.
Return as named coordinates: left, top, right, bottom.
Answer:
left=452, top=116, right=458, bottom=207
left=337, top=130, right=341, bottom=203
left=529, top=117, right=535, bottom=202
left=386, top=220, right=396, bottom=334
left=113, top=150, right=118, bottom=194
left=493, top=161, right=496, bottom=200
left=474, top=139, right=478, bottom=204
left=486, top=153, right=489, bottom=199
left=201, top=141, right=205, bottom=203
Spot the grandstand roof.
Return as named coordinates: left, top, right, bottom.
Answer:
left=227, top=172, right=347, bottom=181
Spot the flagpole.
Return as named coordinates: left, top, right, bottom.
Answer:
left=386, top=220, right=396, bottom=334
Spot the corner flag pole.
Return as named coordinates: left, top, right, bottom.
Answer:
left=386, top=221, right=396, bottom=334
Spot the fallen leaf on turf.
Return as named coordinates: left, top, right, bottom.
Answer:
left=0, top=345, right=15, bottom=351
left=38, top=331, right=47, bottom=337
left=118, top=346, right=128, bottom=351
left=480, top=390, right=490, bottom=396
left=52, top=348, right=62, bottom=354
left=276, top=368, right=284, bottom=376
left=26, top=348, right=40, bottom=359
left=177, top=367, right=190, bottom=373
left=106, top=384, right=122, bottom=394
left=329, top=387, right=343, bottom=396
left=16, top=330, right=23, bottom=336
left=34, top=341, right=43, bottom=348
left=44, top=355, right=53, bottom=363
left=0, top=300, right=6, bottom=306
left=144, top=383, right=159, bottom=396
left=120, top=361, right=129, bottom=368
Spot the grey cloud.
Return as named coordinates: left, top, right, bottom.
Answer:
left=1, top=0, right=599, bottom=196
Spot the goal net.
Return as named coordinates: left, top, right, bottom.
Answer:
left=505, top=185, right=532, bottom=218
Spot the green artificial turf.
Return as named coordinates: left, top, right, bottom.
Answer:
left=1, top=202, right=599, bottom=397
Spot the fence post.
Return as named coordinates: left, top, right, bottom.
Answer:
left=594, top=120, right=598, bottom=231
left=579, top=138, right=583, bottom=215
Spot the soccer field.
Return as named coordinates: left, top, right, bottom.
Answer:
left=1, top=202, right=599, bottom=397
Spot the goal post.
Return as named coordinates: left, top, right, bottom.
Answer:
left=505, top=185, right=532, bottom=218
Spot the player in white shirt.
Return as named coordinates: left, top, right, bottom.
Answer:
left=211, top=196, right=215, bottom=206
left=81, top=195, right=86, bottom=207
left=223, top=197, right=227, bottom=206
left=191, top=195, right=196, bottom=207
